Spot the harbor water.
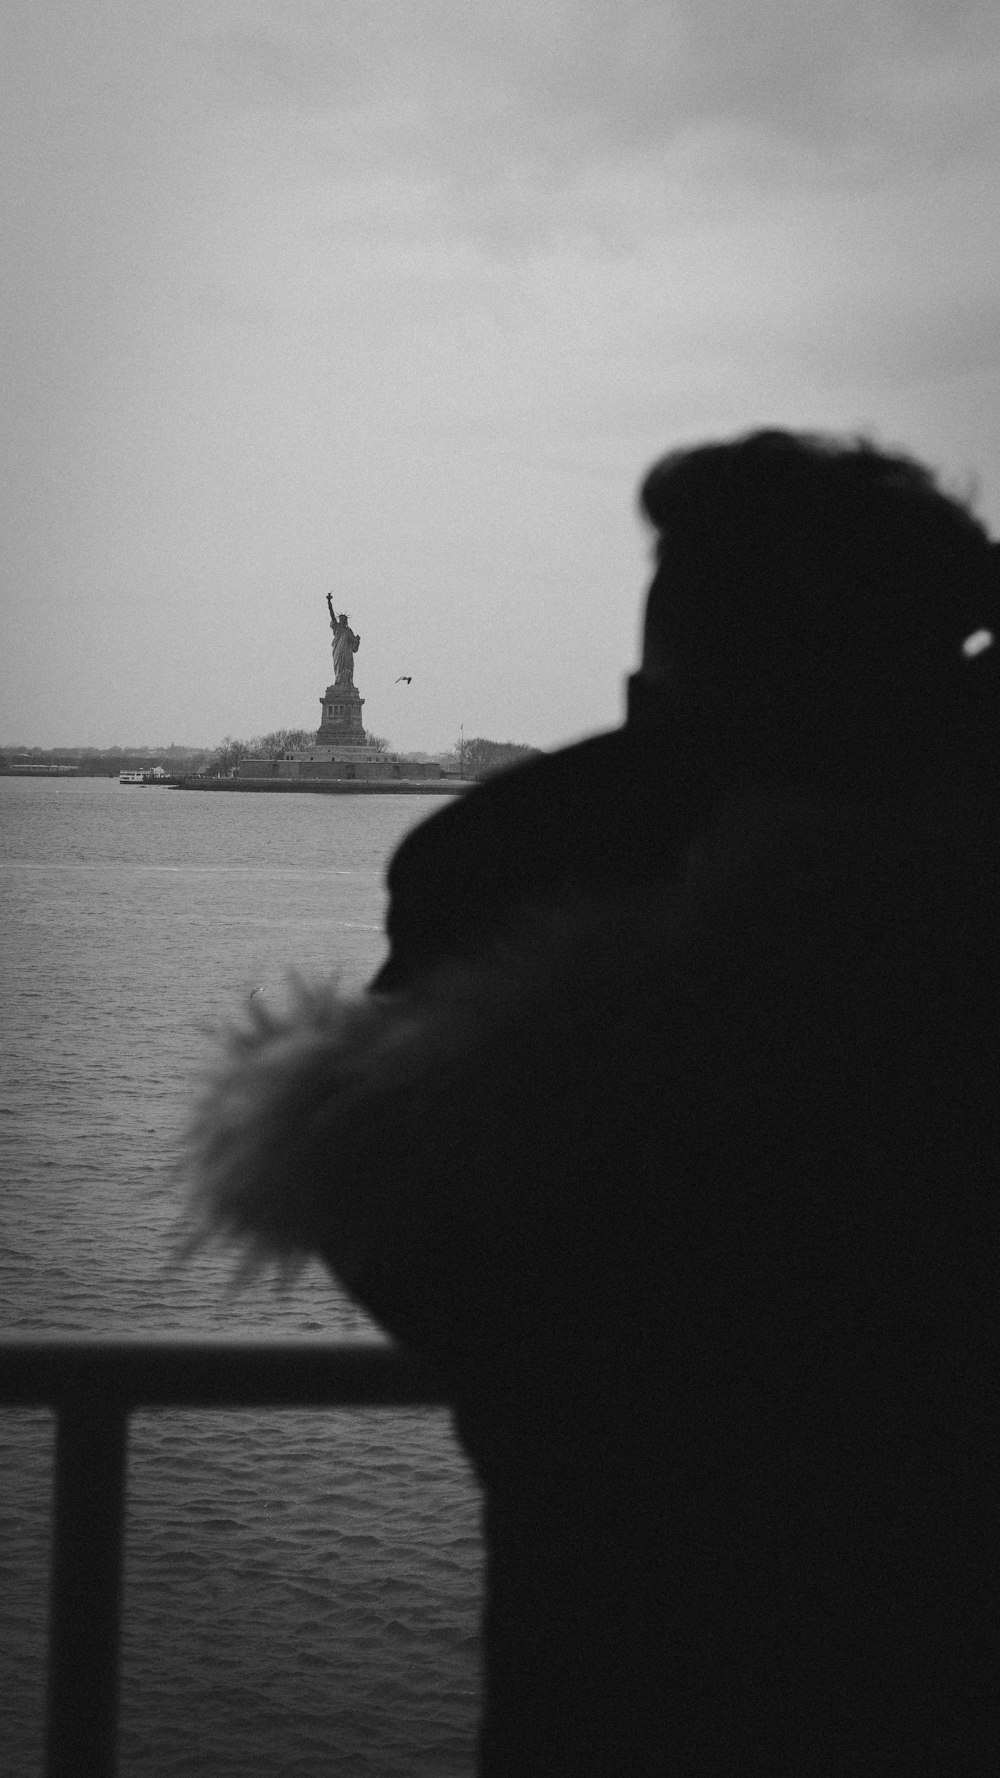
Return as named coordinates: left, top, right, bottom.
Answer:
left=0, top=775, right=482, bottom=1777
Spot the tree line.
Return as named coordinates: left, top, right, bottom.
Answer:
left=212, top=732, right=539, bottom=778
left=2, top=733, right=541, bottom=779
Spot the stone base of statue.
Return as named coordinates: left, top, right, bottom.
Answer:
left=316, top=682, right=366, bottom=748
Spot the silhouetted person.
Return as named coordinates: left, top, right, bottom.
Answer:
left=191, top=431, right=1000, bottom=1773
left=377, top=431, right=1000, bottom=988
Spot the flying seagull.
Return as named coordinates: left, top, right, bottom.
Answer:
left=395, top=675, right=412, bottom=684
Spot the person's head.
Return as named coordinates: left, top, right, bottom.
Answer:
left=630, top=428, right=999, bottom=787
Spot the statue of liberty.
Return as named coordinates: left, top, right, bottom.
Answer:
left=326, top=593, right=360, bottom=686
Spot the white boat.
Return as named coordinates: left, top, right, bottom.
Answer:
left=119, top=770, right=148, bottom=785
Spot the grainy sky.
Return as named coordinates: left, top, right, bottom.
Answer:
left=4, top=1, right=999, bottom=753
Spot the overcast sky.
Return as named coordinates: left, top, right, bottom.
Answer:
left=3, top=1, right=999, bottom=753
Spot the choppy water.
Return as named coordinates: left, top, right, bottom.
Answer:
left=0, top=777, right=481, bottom=1777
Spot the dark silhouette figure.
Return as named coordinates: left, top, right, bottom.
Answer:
left=190, top=431, right=1000, bottom=1773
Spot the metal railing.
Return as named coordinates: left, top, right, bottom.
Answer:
left=0, top=1335, right=445, bottom=1778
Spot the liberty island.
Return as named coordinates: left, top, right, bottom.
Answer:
left=186, top=595, right=469, bottom=793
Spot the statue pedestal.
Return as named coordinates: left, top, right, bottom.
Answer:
left=317, top=682, right=366, bottom=748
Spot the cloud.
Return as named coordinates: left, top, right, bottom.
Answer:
left=203, top=0, right=1000, bottom=176
left=178, top=0, right=1000, bottom=302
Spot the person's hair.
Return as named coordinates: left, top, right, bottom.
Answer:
left=635, top=429, right=999, bottom=783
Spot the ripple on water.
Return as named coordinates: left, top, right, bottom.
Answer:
left=1, top=778, right=482, bottom=1776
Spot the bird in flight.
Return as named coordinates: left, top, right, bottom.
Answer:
left=395, top=675, right=412, bottom=684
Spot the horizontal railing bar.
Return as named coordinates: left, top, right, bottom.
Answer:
left=0, top=1336, right=446, bottom=1409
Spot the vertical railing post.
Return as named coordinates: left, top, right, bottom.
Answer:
left=45, top=1400, right=128, bottom=1778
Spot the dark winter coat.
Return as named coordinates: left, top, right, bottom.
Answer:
left=189, top=787, right=999, bottom=1774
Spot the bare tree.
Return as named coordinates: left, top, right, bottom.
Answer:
left=363, top=730, right=391, bottom=753
left=454, top=737, right=541, bottom=778
left=252, top=728, right=316, bottom=758
left=212, top=735, right=252, bottom=776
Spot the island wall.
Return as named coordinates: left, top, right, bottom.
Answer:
left=180, top=776, right=471, bottom=794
